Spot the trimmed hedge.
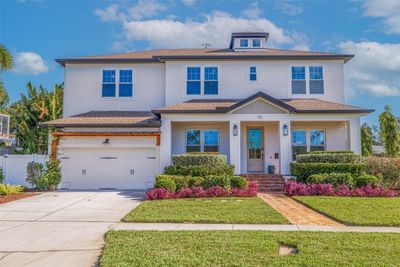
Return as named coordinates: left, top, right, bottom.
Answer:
left=172, top=153, right=227, bottom=167
left=307, top=173, right=354, bottom=187
left=355, top=174, right=380, bottom=188
left=155, top=178, right=176, bottom=192
left=164, top=164, right=235, bottom=177
left=155, top=174, right=205, bottom=191
left=308, top=150, right=354, bottom=154
left=290, top=162, right=367, bottom=182
left=230, top=176, right=248, bottom=189
left=296, top=153, right=362, bottom=163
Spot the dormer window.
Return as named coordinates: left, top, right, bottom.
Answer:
left=240, top=39, right=249, bottom=47
left=253, top=39, right=261, bottom=47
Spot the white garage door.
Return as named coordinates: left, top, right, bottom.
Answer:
left=60, top=148, right=156, bottom=189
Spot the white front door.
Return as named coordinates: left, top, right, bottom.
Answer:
left=60, top=148, right=156, bottom=189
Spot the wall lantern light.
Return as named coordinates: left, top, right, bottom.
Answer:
left=283, top=124, right=289, bottom=136
left=233, top=124, right=238, bottom=136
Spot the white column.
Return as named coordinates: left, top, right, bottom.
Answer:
left=160, top=119, right=172, bottom=172
left=279, top=118, right=291, bottom=175
left=349, top=118, right=361, bottom=154
left=229, top=120, right=241, bottom=174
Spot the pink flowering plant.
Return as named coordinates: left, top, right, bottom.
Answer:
left=146, top=181, right=259, bottom=200
left=284, top=180, right=398, bottom=197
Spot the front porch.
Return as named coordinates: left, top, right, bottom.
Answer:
left=160, top=116, right=361, bottom=176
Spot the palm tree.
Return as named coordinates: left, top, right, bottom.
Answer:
left=0, top=44, right=12, bottom=110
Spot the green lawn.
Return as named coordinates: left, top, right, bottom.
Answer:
left=122, top=197, right=288, bottom=224
left=294, top=196, right=400, bottom=226
left=100, top=231, right=400, bottom=267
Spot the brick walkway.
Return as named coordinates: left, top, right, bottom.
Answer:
left=258, top=193, right=344, bottom=226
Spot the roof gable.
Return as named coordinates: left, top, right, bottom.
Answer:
left=232, top=98, right=288, bottom=114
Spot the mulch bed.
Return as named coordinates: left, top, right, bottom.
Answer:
left=0, top=192, right=39, bottom=204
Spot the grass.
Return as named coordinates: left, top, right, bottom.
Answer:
left=294, top=196, right=400, bottom=226
left=122, top=197, right=288, bottom=224
left=100, top=230, right=400, bottom=267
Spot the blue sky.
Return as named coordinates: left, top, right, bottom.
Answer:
left=1, top=0, right=399, bottom=126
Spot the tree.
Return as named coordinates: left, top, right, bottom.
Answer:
left=0, top=44, right=12, bottom=110
left=361, top=123, right=373, bottom=156
left=379, top=105, right=400, bottom=157
left=9, top=82, right=63, bottom=154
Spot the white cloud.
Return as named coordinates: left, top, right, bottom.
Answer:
left=363, top=0, right=400, bottom=34
left=121, top=11, right=307, bottom=49
left=275, top=0, right=303, bottom=16
left=13, top=52, right=49, bottom=75
left=182, top=0, right=196, bottom=7
left=241, top=2, right=262, bottom=19
left=94, top=0, right=167, bottom=22
left=338, top=41, right=400, bottom=97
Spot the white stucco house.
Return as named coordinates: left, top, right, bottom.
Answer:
left=43, top=32, right=373, bottom=190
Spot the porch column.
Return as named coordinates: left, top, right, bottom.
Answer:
left=160, top=119, right=172, bottom=172
left=279, top=118, right=291, bottom=175
left=229, top=120, right=241, bottom=174
left=349, top=118, right=361, bottom=154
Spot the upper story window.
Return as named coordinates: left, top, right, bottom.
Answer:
left=102, top=70, right=116, bottom=97
left=252, top=39, right=261, bottom=47
left=187, top=67, right=201, bottom=95
left=204, top=67, right=218, bottom=95
left=291, top=66, right=306, bottom=94
left=309, top=66, right=324, bottom=94
left=119, top=70, right=133, bottom=97
left=240, top=39, right=249, bottom=47
left=250, top=66, right=257, bottom=81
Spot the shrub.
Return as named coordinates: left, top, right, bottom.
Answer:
left=26, top=162, right=44, bottom=188
left=365, top=156, right=400, bottom=189
left=155, top=178, right=176, bottom=192
left=146, top=188, right=174, bottom=200
left=36, top=160, right=61, bottom=191
left=230, top=181, right=259, bottom=197
left=203, top=175, right=231, bottom=189
left=156, top=174, right=188, bottom=191
left=192, top=186, right=207, bottom=198
left=0, top=183, right=23, bottom=195
left=188, top=176, right=205, bottom=188
left=290, top=162, right=367, bottom=182
left=309, top=150, right=354, bottom=154
left=164, top=164, right=234, bottom=177
left=230, top=176, right=247, bottom=189
left=205, top=186, right=229, bottom=197
left=296, top=153, right=362, bottom=163
left=172, top=153, right=227, bottom=167
left=285, top=181, right=397, bottom=197
left=354, top=174, right=380, bottom=187
left=307, top=174, right=325, bottom=184
left=307, top=173, right=355, bottom=187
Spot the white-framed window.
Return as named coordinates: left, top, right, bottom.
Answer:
left=102, top=70, right=116, bottom=97
left=187, top=67, right=201, bottom=95
left=185, top=129, right=219, bottom=152
left=240, top=39, right=249, bottom=47
left=291, top=129, right=326, bottom=160
left=309, top=66, right=324, bottom=94
left=186, top=129, right=201, bottom=152
left=102, top=69, right=133, bottom=98
left=249, top=66, right=257, bottom=81
left=291, top=66, right=306, bottom=94
left=310, top=129, right=325, bottom=151
left=204, top=67, right=218, bottom=95
left=252, top=39, right=261, bottom=47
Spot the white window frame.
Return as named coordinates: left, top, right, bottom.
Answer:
left=309, top=129, right=326, bottom=151
left=240, top=39, right=249, bottom=48
left=309, top=66, right=324, bottom=95
left=252, top=38, right=261, bottom=48
left=185, top=65, right=219, bottom=96
left=186, top=66, right=202, bottom=95
left=203, top=129, right=220, bottom=152
left=101, top=68, right=134, bottom=99
left=249, top=66, right=257, bottom=81
left=289, top=64, right=326, bottom=97
left=185, top=128, right=220, bottom=153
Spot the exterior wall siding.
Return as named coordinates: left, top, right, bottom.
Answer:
left=63, top=63, right=166, bottom=116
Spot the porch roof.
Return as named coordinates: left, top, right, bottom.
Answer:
left=153, top=92, right=374, bottom=115
left=40, top=111, right=161, bottom=128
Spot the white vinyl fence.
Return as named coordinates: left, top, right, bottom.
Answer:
left=1, top=154, right=48, bottom=187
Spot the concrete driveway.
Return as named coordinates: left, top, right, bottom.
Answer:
left=0, top=190, right=144, bottom=267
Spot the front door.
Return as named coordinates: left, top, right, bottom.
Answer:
left=247, top=127, right=264, bottom=172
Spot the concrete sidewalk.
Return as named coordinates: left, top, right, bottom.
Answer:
left=112, top=223, right=400, bottom=233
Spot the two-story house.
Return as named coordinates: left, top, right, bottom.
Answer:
left=43, top=32, right=373, bottom=190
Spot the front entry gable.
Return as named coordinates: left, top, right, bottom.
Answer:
left=229, top=91, right=294, bottom=114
